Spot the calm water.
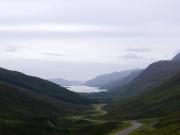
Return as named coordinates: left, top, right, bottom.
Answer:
left=65, top=85, right=107, bottom=93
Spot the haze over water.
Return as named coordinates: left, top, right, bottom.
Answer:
left=66, top=85, right=107, bottom=93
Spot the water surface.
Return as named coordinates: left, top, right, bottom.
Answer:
left=65, top=85, right=107, bottom=93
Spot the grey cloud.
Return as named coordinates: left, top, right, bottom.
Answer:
left=0, top=0, right=180, bottom=27
left=0, top=46, right=17, bottom=53
left=0, top=0, right=180, bottom=81
left=127, top=48, right=151, bottom=53
left=0, top=45, right=28, bottom=53
left=36, top=52, right=63, bottom=57
left=173, top=49, right=180, bottom=54
left=121, top=53, right=144, bottom=60
left=0, top=0, right=180, bottom=40
left=0, top=30, right=178, bottom=41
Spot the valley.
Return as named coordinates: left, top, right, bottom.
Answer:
left=0, top=53, right=179, bottom=135
left=65, top=85, right=107, bottom=93
left=1, top=0, right=180, bottom=134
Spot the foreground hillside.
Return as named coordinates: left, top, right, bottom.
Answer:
left=0, top=67, right=89, bottom=104
left=129, top=112, right=180, bottom=135
left=0, top=82, right=85, bottom=119
left=110, top=60, right=180, bottom=100
left=107, top=72, right=180, bottom=120
left=89, top=53, right=180, bottom=103
left=0, top=68, right=91, bottom=135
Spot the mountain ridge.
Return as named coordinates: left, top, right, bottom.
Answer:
left=86, top=69, right=139, bottom=88
left=107, top=71, right=180, bottom=120
left=50, top=78, right=83, bottom=86
left=0, top=67, right=89, bottom=104
left=172, top=52, right=180, bottom=61
left=110, top=60, right=180, bottom=100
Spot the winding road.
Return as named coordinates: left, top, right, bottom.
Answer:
left=70, top=104, right=142, bottom=135
left=114, top=121, right=142, bottom=135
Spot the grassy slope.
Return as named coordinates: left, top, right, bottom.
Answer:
left=0, top=82, right=84, bottom=119
left=111, top=61, right=180, bottom=100
left=107, top=72, right=180, bottom=120
left=0, top=82, right=88, bottom=135
left=57, top=104, right=130, bottom=135
left=0, top=101, right=128, bottom=135
left=129, top=113, right=180, bottom=135
left=0, top=67, right=89, bottom=104
left=89, top=61, right=180, bottom=105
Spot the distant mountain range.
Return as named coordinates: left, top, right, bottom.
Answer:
left=49, top=78, right=83, bottom=86
left=0, top=67, right=90, bottom=119
left=172, top=52, right=180, bottom=61
left=105, top=52, right=180, bottom=120
left=0, top=52, right=179, bottom=135
left=107, top=70, right=180, bottom=120
left=110, top=53, right=180, bottom=100
left=85, top=69, right=139, bottom=89
left=100, top=70, right=143, bottom=90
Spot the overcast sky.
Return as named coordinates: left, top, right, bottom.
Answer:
left=0, top=0, right=180, bottom=81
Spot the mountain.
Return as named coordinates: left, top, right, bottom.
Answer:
left=50, top=78, right=83, bottom=86
left=85, top=70, right=138, bottom=88
left=100, top=70, right=143, bottom=90
left=0, top=67, right=89, bottom=104
left=111, top=59, right=180, bottom=100
left=131, top=112, right=180, bottom=135
left=107, top=71, right=180, bottom=120
left=0, top=67, right=91, bottom=135
left=0, top=82, right=82, bottom=119
left=172, top=52, right=180, bottom=61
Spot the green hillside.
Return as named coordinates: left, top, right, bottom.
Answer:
left=0, top=67, right=89, bottom=104
left=0, top=82, right=84, bottom=119
left=107, top=72, right=180, bottom=120
left=0, top=68, right=90, bottom=135
left=110, top=60, right=180, bottom=100
left=129, top=113, right=180, bottom=135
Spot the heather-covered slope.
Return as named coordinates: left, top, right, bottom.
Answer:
left=0, top=67, right=89, bottom=104
left=0, top=82, right=84, bottom=119
left=111, top=60, right=180, bottom=100
left=107, top=72, right=180, bottom=120
left=102, top=70, right=142, bottom=90
left=86, top=70, right=137, bottom=88
left=129, top=112, right=180, bottom=135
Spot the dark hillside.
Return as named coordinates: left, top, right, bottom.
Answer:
left=107, top=72, right=180, bottom=120
left=0, top=67, right=89, bottom=104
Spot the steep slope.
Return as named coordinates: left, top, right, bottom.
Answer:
left=50, top=78, right=82, bottom=86
left=0, top=67, right=89, bottom=104
left=101, top=70, right=142, bottom=90
left=107, top=72, right=180, bottom=120
left=0, top=82, right=83, bottom=119
left=86, top=70, right=137, bottom=88
left=172, top=52, right=180, bottom=61
left=111, top=60, right=180, bottom=100
left=128, top=112, right=180, bottom=135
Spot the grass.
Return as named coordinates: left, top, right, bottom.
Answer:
left=0, top=116, right=132, bottom=135
left=0, top=103, right=110, bottom=135
left=128, top=119, right=158, bottom=135
left=54, top=117, right=127, bottom=135
left=107, top=72, right=180, bottom=120
left=129, top=113, right=180, bottom=135
left=56, top=103, right=130, bottom=135
left=108, top=122, right=131, bottom=135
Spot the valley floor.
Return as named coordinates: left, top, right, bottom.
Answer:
left=68, top=104, right=142, bottom=135
left=114, top=121, right=142, bottom=135
left=1, top=103, right=179, bottom=135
